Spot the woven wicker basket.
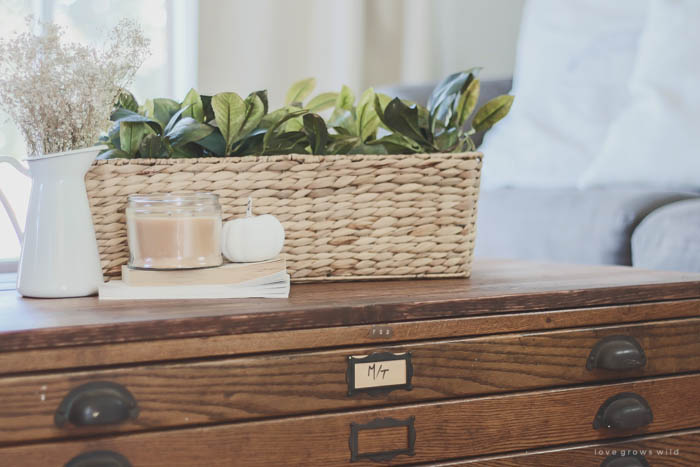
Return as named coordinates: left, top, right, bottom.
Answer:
left=85, top=152, right=482, bottom=282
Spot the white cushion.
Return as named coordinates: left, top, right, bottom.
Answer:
left=480, top=0, right=647, bottom=189
left=580, top=0, right=700, bottom=189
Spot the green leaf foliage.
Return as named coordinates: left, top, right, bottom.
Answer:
left=239, top=94, right=266, bottom=143
left=111, top=108, right=162, bottom=133
left=150, top=98, right=181, bottom=129
left=356, top=88, right=381, bottom=143
left=263, top=109, right=308, bottom=154
left=382, top=98, right=434, bottom=150
left=117, top=90, right=139, bottom=113
left=212, top=92, right=246, bottom=155
left=200, top=95, right=216, bottom=123
left=452, top=78, right=480, bottom=128
left=164, top=105, right=191, bottom=136
left=473, top=94, right=514, bottom=133
left=195, top=130, right=226, bottom=155
left=101, top=69, right=512, bottom=159
left=139, top=134, right=167, bottom=158
left=302, top=113, right=329, bottom=154
left=285, top=77, right=316, bottom=106
left=181, top=88, right=205, bottom=122
left=165, top=117, right=214, bottom=147
left=306, top=92, right=339, bottom=112
left=427, top=68, right=479, bottom=128
left=120, top=122, right=152, bottom=156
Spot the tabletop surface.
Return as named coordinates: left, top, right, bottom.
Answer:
left=1, top=259, right=700, bottom=352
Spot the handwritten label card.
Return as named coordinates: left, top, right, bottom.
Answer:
left=354, top=359, right=407, bottom=389
left=347, top=352, right=413, bottom=395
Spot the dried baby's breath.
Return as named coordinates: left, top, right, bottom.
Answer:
left=0, top=18, right=149, bottom=157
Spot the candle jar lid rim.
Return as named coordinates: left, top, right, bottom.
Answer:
left=128, top=192, right=220, bottom=207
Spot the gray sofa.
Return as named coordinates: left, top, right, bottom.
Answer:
left=378, top=80, right=700, bottom=273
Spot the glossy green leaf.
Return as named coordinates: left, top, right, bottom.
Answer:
left=111, top=108, right=162, bottom=133
left=263, top=131, right=308, bottom=155
left=356, top=88, right=381, bottom=142
left=151, top=98, right=181, bottom=129
left=239, top=94, right=266, bottom=142
left=452, top=78, right=480, bottom=128
left=262, top=109, right=308, bottom=154
left=285, top=77, right=316, bottom=105
left=326, top=134, right=359, bottom=154
left=139, top=134, right=167, bottom=158
left=119, top=122, right=152, bottom=156
left=336, top=85, right=355, bottom=110
left=181, top=88, right=205, bottom=123
left=473, top=94, right=514, bottom=133
left=164, top=105, right=191, bottom=136
left=427, top=68, right=479, bottom=121
left=328, top=109, right=356, bottom=135
left=200, top=95, right=216, bottom=122
left=165, top=117, right=215, bottom=146
left=302, top=113, right=329, bottom=155
left=195, top=130, right=226, bottom=156
left=306, top=92, right=339, bottom=112
left=383, top=98, right=433, bottom=149
left=212, top=92, right=246, bottom=154
left=372, top=133, right=422, bottom=154
left=434, top=128, right=460, bottom=152
left=170, top=143, right=202, bottom=158
left=285, top=116, right=305, bottom=132
left=251, top=90, right=269, bottom=114
left=117, top=90, right=138, bottom=112
left=348, top=143, right=387, bottom=155
left=329, top=85, right=355, bottom=125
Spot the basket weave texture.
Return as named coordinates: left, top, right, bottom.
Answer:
left=85, top=152, right=482, bottom=282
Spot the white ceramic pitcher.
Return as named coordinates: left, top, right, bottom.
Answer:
left=0, top=146, right=105, bottom=297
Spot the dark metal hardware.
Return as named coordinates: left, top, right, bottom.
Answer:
left=346, top=351, right=413, bottom=396
left=65, top=450, right=132, bottom=467
left=349, top=416, right=416, bottom=463
left=593, top=392, right=653, bottom=431
left=601, top=454, right=650, bottom=467
left=587, top=336, right=647, bottom=371
left=55, top=381, right=139, bottom=428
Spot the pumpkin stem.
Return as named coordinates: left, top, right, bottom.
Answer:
left=246, top=197, right=253, bottom=217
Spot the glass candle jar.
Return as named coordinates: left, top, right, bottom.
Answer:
left=126, top=193, right=223, bottom=270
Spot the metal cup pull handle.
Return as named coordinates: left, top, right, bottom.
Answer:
left=593, top=392, right=653, bottom=431
left=65, top=450, right=132, bottom=467
left=55, top=381, right=139, bottom=428
left=600, top=454, right=650, bottom=467
left=587, top=336, right=646, bottom=371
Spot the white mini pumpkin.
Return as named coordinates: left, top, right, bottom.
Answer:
left=221, top=198, right=285, bottom=263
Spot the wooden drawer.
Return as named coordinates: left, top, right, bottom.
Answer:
left=1, top=374, right=700, bottom=466
left=441, top=429, right=700, bottom=466
left=2, top=318, right=700, bottom=444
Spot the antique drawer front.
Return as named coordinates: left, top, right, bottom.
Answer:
left=1, top=374, right=699, bottom=466
left=438, top=428, right=700, bottom=466
left=2, top=318, right=700, bottom=443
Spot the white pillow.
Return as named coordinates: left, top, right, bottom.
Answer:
left=480, top=0, right=648, bottom=189
left=580, top=0, right=700, bottom=189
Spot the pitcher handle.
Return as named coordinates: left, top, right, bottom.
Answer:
left=0, top=155, right=30, bottom=244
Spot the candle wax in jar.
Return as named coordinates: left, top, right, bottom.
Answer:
left=127, top=214, right=222, bottom=269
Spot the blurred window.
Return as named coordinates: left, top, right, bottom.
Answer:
left=0, top=0, right=189, bottom=266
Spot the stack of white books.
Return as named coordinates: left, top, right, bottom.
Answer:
left=99, top=255, right=289, bottom=300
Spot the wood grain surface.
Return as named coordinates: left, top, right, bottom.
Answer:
left=434, top=429, right=700, bottom=466
left=2, top=318, right=700, bottom=444
left=1, top=373, right=699, bottom=467
left=2, top=299, right=699, bottom=375
left=1, top=260, right=700, bottom=352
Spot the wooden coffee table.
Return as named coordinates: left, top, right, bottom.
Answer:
left=1, top=259, right=700, bottom=466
